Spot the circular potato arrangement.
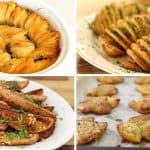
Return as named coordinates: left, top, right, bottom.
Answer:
left=92, top=3, right=150, bottom=73
left=0, top=1, right=60, bottom=74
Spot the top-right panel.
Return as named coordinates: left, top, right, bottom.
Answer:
left=77, top=0, right=150, bottom=74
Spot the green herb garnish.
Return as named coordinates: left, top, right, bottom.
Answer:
left=6, top=129, right=29, bottom=141
left=0, top=117, right=8, bottom=125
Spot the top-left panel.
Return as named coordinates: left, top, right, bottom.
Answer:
left=0, top=0, right=75, bottom=75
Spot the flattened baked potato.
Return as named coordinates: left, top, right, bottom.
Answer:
left=87, top=84, right=118, bottom=96
left=78, top=96, right=120, bottom=114
left=77, top=118, right=107, bottom=145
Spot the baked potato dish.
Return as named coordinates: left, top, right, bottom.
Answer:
left=87, top=84, right=118, bottom=96
left=92, top=2, right=150, bottom=73
left=0, top=1, right=60, bottom=74
left=117, top=115, right=150, bottom=143
left=78, top=96, right=120, bottom=115
left=129, top=99, right=150, bottom=114
left=77, top=117, right=107, bottom=145
left=0, top=79, right=56, bottom=145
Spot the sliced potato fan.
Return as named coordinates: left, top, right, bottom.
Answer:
left=0, top=1, right=60, bottom=74
left=92, top=3, right=148, bottom=35
left=92, top=2, right=150, bottom=72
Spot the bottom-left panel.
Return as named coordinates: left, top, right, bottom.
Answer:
left=0, top=76, right=74, bottom=150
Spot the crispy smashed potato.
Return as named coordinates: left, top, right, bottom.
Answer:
left=129, top=99, right=150, bottom=114
left=135, top=77, right=150, bottom=84
left=78, top=96, right=120, bottom=114
left=77, top=118, right=107, bottom=145
left=136, top=84, right=150, bottom=95
left=117, top=115, right=150, bottom=143
left=97, top=76, right=124, bottom=84
left=87, top=84, right=118, bottom=96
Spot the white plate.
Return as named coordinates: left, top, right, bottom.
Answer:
left=77, top=14, right=146, bottom=74
left=77, top=76, right=150, bottom=147
left=0, top=0, right=69, bottom=75
left=0, top=76, right=74, bottom=150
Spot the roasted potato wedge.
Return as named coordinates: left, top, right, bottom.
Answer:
left=0, top=85, right=55, bottom=118
left=0, top=109, right=55, bottom=133
left=0, top=131, right=39, bottom=146
left=0, top=80, right=29, bottom=91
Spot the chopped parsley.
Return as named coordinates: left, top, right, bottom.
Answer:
left=6, top=129, right=29, bottom=140
left=0, top=117, right=8, bottom=125
left=0, top=80, right=19, bottom=90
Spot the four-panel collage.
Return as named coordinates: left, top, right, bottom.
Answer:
left=0, top=0, right=149, bottom=150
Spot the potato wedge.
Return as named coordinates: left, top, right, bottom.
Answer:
left=0, top=85, right=55, bottom=117
left=0, top=131, right=39, bottom=146
left=0, top=109, right=55, bottom=133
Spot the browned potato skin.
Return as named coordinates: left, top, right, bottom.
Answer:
left=118, top=57, right=141, bottom=71
left=0, top=101, right=10, bottom=109
left=78, top=96, right=120, bottom=115
left=77, top=118, right=107, bottom=145
left=0, top=132, right=39, bottom=146
left=87, top=84, right=118, bottom=96
left=129, top=100, right=150, bottom=114
left=0, top=108, right=55, bottom=133
left=39, top=121, right=55, bottom=140
left=0, top=85, right=55, bottom=118
left=135, top=77, right=150, bottom=84
left=97, top=76, right=124, bottom=84
left=0, top=80, right=29, bottom=90
left=25, top=88, right=43, bottom=95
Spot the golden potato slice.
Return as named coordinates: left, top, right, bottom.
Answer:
left=118, top=57, right=141, bottom=71
left=131, top=43, right=150, bottom=66
left=105, top=29, right=128, bottom=50
left=0, top=2, right=8, bottom=23
left=99, top=35, right=125, bottom=57
left=127, top=49, right=150, bottom=72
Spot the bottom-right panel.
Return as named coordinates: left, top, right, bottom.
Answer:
left=76, top=76, right=150, bottom=150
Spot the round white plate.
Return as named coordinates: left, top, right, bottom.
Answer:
left=0, top=76, right=74, bottom=150
left=0, top=0, right=69, bottom=75
left=77, top=14, right=146, bottom=74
